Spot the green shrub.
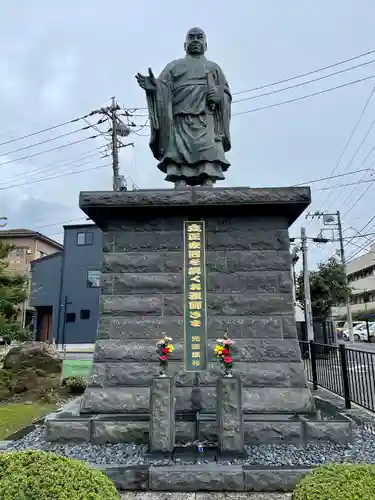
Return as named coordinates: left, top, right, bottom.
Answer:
left=0, top=450, right=119, bottom=499
left=292, top=463, right=375, bottom=500
left=61, top=375, right=87, bottom=394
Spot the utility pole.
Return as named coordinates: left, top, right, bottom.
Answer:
left=110, top=97, right=120, bottom=191
left=301, top=227, right=315, bottom=341
left=306, top=210, right=354, bottom=343
left=99, top=97, right=134, bottom=192
left=337, top=210, right=354, bottom=343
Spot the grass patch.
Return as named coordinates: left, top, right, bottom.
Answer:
left=62, top=359, right=92, bottom=379
left=0, top=402, right=55, bottom=440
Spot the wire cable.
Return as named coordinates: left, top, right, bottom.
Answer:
left=0, top=162, right=112, bottom=192
left=232, top=75, right=374, bottom=116
left=0, top=134, right=101, bottom=168
left=311, top=80, right=375, bottom=211
left=233, top=49, right=375, bottom=96
left=0, top=146, right=105, bottom=185
left=316, top=177, right=375, bottom=190
left=344, top=215, right=375, bottom=250
left=294, top=166, right=375, bottom=186
left=0, top=110, right=100, bottom=148
left=232, top=59, right=375, bottom=104
left=0, top=125, right=94, bottom=157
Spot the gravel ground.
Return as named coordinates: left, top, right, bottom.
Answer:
left=2, top=423, right=375, bottom=467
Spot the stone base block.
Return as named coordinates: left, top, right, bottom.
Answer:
left=149, top=464, right=244, bottom=491
left=243, top=419, right=302, bottom=444
left=97, top=463, right=312, bottom=492
left=80, top=387, right=150, bottom=413
left=149, top=377, right=175, bottom=452
left=100, top=465, right=149, bottom=491
left=301, top=416, right=352, bottom=444
left=92, top=419, right=149, bottom=444
left=243, top=467, right=311, bottom=492
left=44, top=418, right=91, bottom=442
left=217, top=376, right=244, bottom=454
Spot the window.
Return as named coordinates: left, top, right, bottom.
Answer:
left=80, top=309, right=90, bottom=320
left=65, top=312, right=76, bottom=323
left=87, top=270, right=101, bottom=288
left=77, top=231, right=93, bottom=246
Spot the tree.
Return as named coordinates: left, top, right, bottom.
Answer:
left=0, top=242, right=29, bottom=340
left=295, top=256, right=352, bottom=321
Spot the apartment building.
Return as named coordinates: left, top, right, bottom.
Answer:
left=0, top=228, right=63, bottom=325
left=332, top=243, right=375, bottom=317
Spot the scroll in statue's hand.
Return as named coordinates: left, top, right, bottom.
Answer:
left=207, top=87, right=221, bottom=105
left=135, top=67, right=157, bottom=93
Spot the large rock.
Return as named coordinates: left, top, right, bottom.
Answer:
left=3, top=341, right=62, bottom=373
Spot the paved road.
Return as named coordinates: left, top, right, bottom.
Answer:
left=340, top=340, right=375, bottom=353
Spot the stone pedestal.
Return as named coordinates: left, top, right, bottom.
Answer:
left=217, top=376, right=244, bottom=454
left=149, top=377, right=175, bottom=452
left=45, top=187, right=322, bottom=445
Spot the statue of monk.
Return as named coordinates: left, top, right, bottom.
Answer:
left=135, top=27, right=231, bottom=188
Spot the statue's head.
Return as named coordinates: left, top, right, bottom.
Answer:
left=184, top=27, right=207, bottom=55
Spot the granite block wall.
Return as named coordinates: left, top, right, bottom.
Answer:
left=81, top=213, right=314, bottom=415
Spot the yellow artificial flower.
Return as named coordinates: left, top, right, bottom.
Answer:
left=215, top=345, right=222, bottom=352
left=168, top=345, right=174, bottom=352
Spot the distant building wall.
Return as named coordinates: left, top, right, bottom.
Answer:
left=332, top=243, right=375, bottom=317
left=58, top=226, right=102, bottom=344
left=30, top=225, right=102, bottom=344
left=30, top=253, right=63, bottom=338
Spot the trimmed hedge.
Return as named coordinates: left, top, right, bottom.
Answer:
left=292, top=463, right=375, bottom=500
left=0, top=450, right=119, bottom=499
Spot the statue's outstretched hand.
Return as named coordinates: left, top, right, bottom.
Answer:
left=135, top=67, right=157, bottom=93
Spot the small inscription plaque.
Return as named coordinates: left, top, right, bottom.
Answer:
left=183, top=220, right=207, bottom=371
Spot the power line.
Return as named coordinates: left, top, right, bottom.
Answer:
left=0, top=147, right=105, bottom=186
left=33, top=217, right=88, bottom=231
left=316, top=177, right=375, bottom=191
left=0, top=134, right=100, bottom=168
left=232, top=76, right=374, bottom=116
left=347, top=236, right=375, bottom=261
left=233, top=59, right=375, bottom=104
left=0, top=110, right=100, bottom=148
left=310, top=83, right=375, bottom=215
left=343, top=215, right=375, bottom=250
left=0, top=162, right=111, bottom=192
left=322, top=115, right=375, bottom=212
left=341, top=162, right=375, bottom=218
left=233, top=49, right=375, bottom=97
left=294, top=166, right=375, bottom=186
left=0, top=124, right=95, bottom=157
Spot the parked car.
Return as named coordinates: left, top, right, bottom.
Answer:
left=339, top=321, right=365, bottom=340
left=342, top=322, right=375, bottom=341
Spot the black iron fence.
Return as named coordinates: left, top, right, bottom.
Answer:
left=299, top=340, right=375, bottom=412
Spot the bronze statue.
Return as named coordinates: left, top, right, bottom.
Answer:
left=136, top=27, right=231, bottom=188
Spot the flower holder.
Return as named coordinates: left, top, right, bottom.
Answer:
left=156, top=334, right=174, bottom=376
left=214, top=332, right=235, bottom=377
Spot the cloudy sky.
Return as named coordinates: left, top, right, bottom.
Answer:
left=1, top=1, right=375, bottom=267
